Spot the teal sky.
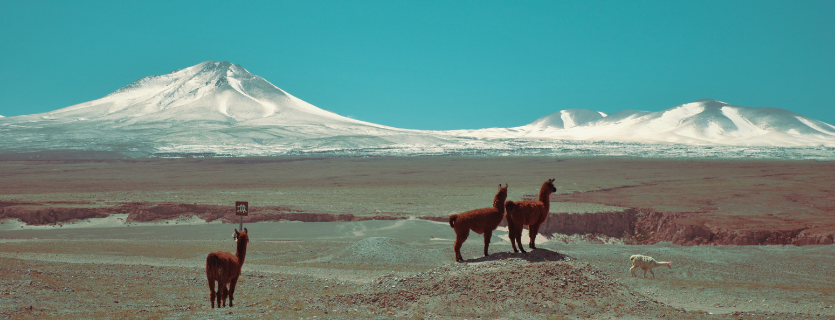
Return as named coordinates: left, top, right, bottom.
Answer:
left=1, top=1, right=833, bottom=129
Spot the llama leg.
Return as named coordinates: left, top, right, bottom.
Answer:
left=223, top=285, right=230, bottom=307
left=514, top=225, right=526, bottom=254
left=507, top=219, right=519, bottom=253
left=216, top=285, right=223, bottom=307
left=629, top=266, right=637, bottom=277
left=228, top=276, right=238, bottom=307
left=483, top=230, right=492, bottom=257
left=219, top=282, right=228, bottom=307
left=208, top=279, right=217, bottom=308
left=650, top=268, right=655, bottom=279
left=215, top=266, right=227, bottom=307
left=454, top=231, right=469, bottom=262
left=509, top=223, right=519, bottom=253
left=529, top=223, right=541, bottom=250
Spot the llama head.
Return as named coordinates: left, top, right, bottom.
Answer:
left=494, top=183, right=509, bottom=207
left=234, top=228, right=250, bottom=244
left=498, top=183, right=508, bottom=193
left=544, top=178, right=557, bottom=193
left=497, top=183, right=508, bottom=198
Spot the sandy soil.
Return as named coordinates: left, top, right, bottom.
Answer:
left=1, top=156, right=834, bottom=319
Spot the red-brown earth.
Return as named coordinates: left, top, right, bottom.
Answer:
left=1, top=157, right=833, bottom=245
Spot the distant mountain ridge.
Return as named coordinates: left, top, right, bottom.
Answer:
left=449, top=99, right=835, bottom=146
left=1, top=61, right=834, bottom=158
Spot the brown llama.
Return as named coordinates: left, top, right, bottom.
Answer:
left=505, top=178, right=556, bottom=253
left=206, top=228, right=249, bottom=308
left=449, top=184, right=508, bottom=262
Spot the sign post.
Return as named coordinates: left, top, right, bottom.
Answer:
left=235, top=201, right=248, bottom=231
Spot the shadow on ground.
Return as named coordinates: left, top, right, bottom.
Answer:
left=463, top=248, right=571, bottom=263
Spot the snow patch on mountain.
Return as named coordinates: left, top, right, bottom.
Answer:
left=797, top=117, right=835, bottom=135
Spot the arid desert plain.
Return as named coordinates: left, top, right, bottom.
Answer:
left=1, top=156, right=834, bottom=319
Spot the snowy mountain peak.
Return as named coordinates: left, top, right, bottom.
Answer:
left=666, top=99, right=730, bottom=116
left=529, top=109, right=608, bottom=129
left=34, top=61, right=379, bottom=127
left=507, top=99, right=835, bottom=146
left=692, top=98, right=730, bottom=106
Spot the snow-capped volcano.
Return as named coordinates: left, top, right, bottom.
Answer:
left=450, top=99, right=835, bottom=147
left=0, top=61, right=453, bottom=156
left=1, top=61, right=834, bottom=159
left=31, top=61, right=384, bottom=128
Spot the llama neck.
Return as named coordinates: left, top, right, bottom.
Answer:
left=538, top=187, right=552, bottom=208
left=236, top=242, right=248, bottom=265
left=493, top=197, right=506, bottom=213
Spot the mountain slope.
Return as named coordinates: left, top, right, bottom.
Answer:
left=449, top=99, right=835, bottom=146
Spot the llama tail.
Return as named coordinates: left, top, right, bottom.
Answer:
left=449, top=215, right=458, bottom=228
left=207, top=253, right=220, bottom=271
left=206, top=252, right=220, bottom=283
left=505, top=201, right=516, bottom=212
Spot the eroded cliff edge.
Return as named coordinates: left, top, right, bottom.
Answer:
left=3, top=201, right=832, bottom=246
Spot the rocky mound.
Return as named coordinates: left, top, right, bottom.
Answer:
left=330, top=237, right=447, bottom=266
left=327, top=249, right=684, bottom=318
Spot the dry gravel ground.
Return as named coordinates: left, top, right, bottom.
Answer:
left=2, top=157, right=835, bottom=319
left=1, top=220, right=834, bottom=319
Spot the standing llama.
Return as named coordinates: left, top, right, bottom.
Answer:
left=449, top=184, right=508, bottom=262
left=505, top=178, right=557, bottom=253
left=206, top=228, right=249, bottom=308
left=629, top=254, right=671, bottom=279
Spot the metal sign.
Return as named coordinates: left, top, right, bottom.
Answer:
left=235, top=201, right=249, bottom=216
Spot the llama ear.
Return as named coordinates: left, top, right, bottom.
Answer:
left=244, top=228, right=248, bottom=234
